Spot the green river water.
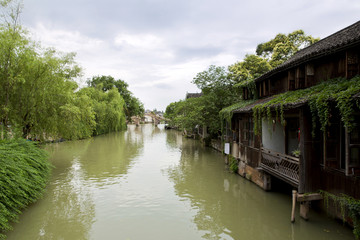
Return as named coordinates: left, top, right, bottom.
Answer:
left=6, top=124, right=354, bottom=239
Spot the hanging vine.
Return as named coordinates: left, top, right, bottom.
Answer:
left=251, top=76, right=360, bottom=135
left=320, top=190, right=360, bottom=239
left=219, top=100, right=255, bottom=125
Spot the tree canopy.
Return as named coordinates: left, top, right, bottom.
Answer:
left=165, top=29, right=319, bottom=138
left=0, top=1, right=136, bottom=140
left=87, top=75, right=144, bottom=120
left=256, top=29, right=319, bottom=67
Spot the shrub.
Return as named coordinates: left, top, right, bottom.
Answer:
left=0, top=139, right=51, bottom=239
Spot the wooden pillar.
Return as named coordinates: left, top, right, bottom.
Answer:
left=298, top=108, right=306, bottom=193
left=300, top=202, right=310, bottom=220
left=263, top=173, right=272, bottom=191
left=345, top=127, right=349, bottom=176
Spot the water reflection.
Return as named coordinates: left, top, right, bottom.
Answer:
left=7, top=126, right=144, bottom=240
left=6, top=125, right=354, bottom=240
left=165, top=130, right=354, bottom=240
left=77, top=127, right=144, bottom=186
left=6, top=153, right=95, bottom=240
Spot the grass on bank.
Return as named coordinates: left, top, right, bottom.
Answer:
left=0, top=139, right=51, bottom=239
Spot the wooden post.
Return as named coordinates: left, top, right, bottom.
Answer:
left=298, top=108, right=306, bottom=193
left=300, top=202, right=310, bottom=220
left=345, top=127, right=349, bottom=176
left=291, top=190, right=297, bottom=223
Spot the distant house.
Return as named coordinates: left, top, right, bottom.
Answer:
left=185, top=92, right=203, bottom=99
left=226, top=21, right=360, bottom=220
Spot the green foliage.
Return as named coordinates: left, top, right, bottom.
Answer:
left=252, top=77, right=360, bottom=135
left=166, top=65, right=241, bottom=137
left=77, top=87, right=126, bottom=136
left=0, top=3, right=133, bottom=141
left=171, top=98, right=205, bottom=133
left=256, top=29, right=319, bottom=67
left=228, top=30, right=318, bottom=101
left=0, top=139, right=51, bottom=238
left=219, top=100, right=255, bottom=124
left=192, top=65, right=233, bottom=93
left=229, top=54, right=272, bottom=95
left=228, top=155, right=238, bottom=173
left=165, top=30, right=319, bottom=139
left=320, top=190, right=360, bottom=239
left=0, top=9, right=87, bottom=140
left=87, top=75, right=144, bottom=119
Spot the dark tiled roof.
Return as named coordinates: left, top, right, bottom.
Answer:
left=233, top=97, right=275, bottom=113
left=186, top=92, right=203, bottom=99
left=232, top=96, right=307, bottom=113
left=255, top=21, right=360, bottom=82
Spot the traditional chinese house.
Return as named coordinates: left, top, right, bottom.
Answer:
left=226, top=21, right=360, bottom=220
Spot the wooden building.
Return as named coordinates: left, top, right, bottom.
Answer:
left=227, top=21, right=360, bottom=210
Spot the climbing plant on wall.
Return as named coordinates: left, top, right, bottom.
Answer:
left=251, top=76, right=360, bottom=136
left=320, top=190, right=360, bottom=239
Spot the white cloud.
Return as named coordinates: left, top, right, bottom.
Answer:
left=22, top=0, right=360, bottom=111
left=114, top=33, right=163, bottom=50
left=29, top=23, right=104, bottom=53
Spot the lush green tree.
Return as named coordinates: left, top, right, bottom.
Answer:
left=87, top=75, right=116, bottom=92
left=10, top=49, right=83, bottom=140
left=229, top=54, right=272, bottom=87
left=0, top=10, right=27, bottom=131
left=78, top=87, right=126, bottom=136
left=166, top=65, right=240, bottom=137
left=0, top=2, right=87, bottom=140
left=172, top=98, right=205, bottom=132
left=192, top=65, right=234, bottom=93
left=256, top=29, right=319, bottom=67
left=87, top=75, right=144, bottom=119
left=114, top=79, right=144, bottom=118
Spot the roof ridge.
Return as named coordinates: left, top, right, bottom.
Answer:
left=291, top=20, right=360, bottom=57
left=255, top=20, right=360, bottom=83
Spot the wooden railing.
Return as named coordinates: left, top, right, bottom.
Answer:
left=260, top=148, right=299, bottom=187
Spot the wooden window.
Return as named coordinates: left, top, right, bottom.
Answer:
left=285, top=118, right=300, bottom=156
left=305, top=64, right=314, bottom=87
left=324, top=119, right=345, bottom=170
left=346, top=51, right=359, bottom=79
left=262, top=80, right=270, bottom=97
left=259, top=83, right=263, bottom=98
left=347, top=115, right=360, bottom=176
left=243, top=117, right=254, bottom=147
left=288, top=70, right=295, bottom=91
left=243, top=88, right=248, bottom=100
left=295, top=66, right=305, bottom=89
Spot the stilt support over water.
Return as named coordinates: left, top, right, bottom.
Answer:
left=300, top=202, right=310, bottom=220
left=291, top=190, right=297, bottom=223
left=297, top=193, right=322, bottom=221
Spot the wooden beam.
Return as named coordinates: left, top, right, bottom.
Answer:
left=296, top=193, right=323, bottom=202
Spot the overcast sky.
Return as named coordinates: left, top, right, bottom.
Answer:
left=20, top=0, right=360, bottom=111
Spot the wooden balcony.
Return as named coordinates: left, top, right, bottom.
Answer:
left=260, top=148, right=299, bottom=187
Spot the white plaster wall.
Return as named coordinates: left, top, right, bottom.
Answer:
left=262, top=119, right=285, bottom=153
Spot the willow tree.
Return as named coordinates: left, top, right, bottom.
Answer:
left=87, top=75, right=145, bottom=120
left=77, top=87, right=126, bottom=136
left=0, top=1, right=86, bottom=140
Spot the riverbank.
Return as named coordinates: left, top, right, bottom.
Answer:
left=0, top=139, right=51, bottom=239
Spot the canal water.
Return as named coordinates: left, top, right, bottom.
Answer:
left=7, top=124, right=354, bottom=240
